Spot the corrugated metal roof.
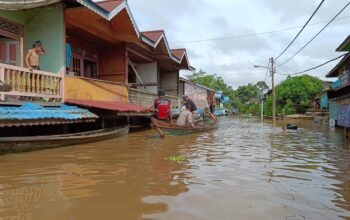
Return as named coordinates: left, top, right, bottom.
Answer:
left=0, top=102, right=98, bottom=121
left=0, top=119, right=96, bottom=128
left=65, top=99, right=149, bottom=113
left=179, top=77, right=216, bottom=92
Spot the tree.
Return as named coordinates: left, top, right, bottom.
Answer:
left=264, top=74, right=324, bottom=115
left=256, top=81, right=269, bottom=92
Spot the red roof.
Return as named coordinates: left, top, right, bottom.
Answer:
left=171, top=49, right=186, bottom=60
left=97, top=0, right=124, bottom=12
left=142, top=30, right=164, bottom=43
left=65, top=99, right=149, bottom=113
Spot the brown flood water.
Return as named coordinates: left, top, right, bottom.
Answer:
left=1, top=117, right=350, bottom=220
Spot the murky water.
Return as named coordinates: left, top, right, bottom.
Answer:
left=0, top=117, right=350, bottom=220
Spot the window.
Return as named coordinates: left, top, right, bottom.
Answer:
left=0, top=35, right=19, bottom=66
left=72, top=57, right=81, bottom=76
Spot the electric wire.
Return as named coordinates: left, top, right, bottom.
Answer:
left=277, top=54, right=346, bottom=76
left=278, top=1, right=350, bottom=67
left=171, top=14, right=350, bottom=44
left=275, top=0, right=325, bottom=60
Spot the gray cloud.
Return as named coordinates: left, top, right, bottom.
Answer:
left=128, top=0, right=350, bottom=87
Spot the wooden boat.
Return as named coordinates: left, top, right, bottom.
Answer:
left=151, top=118, right=218, bottom=138
left=0, top=126, right=129, bottom=154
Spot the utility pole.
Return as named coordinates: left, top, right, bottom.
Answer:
left=260, top=98, right=264, bottom=122
left=270, top=57, right=276, bottom=127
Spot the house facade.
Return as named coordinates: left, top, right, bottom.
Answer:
left=0, top=0, right=194, bottom=134
left=326, top=36, right=350, bottom=129
left=179, top=78, right=216, bottom=111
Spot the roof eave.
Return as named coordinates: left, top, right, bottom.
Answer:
left=76, top=0, right=140, bottom=38
left=326, top=53, right=350, bottom=78
left=336, top=35, right=350, bottom=52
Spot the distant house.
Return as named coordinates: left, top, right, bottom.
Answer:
left=311, top=81, right=332, bottom=112
left=326, top=36, right=350, bottom=128
left=179, top=78, right=216, bottom=111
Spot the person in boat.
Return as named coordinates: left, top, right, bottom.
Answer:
left=176, top=104, right=195, bottom=128
left=182, top=95, right=197, bottom=113
left=153, top=90, right=172, bottom=122
left=25, top=40, right=46, bottom=71
left=203, top=107, right=216, bottom=123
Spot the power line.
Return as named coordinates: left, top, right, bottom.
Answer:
left=278, top=1, right=350, bottom=67
left=277, top=54, right=346, bottom=76
left=170, top=14, right=350, bottom=44
left=275, top=0, right=325, bottom=60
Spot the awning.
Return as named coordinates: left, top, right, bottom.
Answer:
left=0, top=102, right=98, bottom=127
left=65, top=99, right=150, bottom=113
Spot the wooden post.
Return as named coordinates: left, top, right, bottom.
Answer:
left=20, top=37, right=24, bottom=67
left=271, top=57, right=276, bottom=127
left=0, top=66, right=4, bottom=100
left=60, top=70, right=64, bottom=103
left=128, top=58, right=144, bottom=86
left=101, top=118, right=105, bottom=129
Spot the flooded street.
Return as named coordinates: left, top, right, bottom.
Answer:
left=1, top=117, right=350, bottom=220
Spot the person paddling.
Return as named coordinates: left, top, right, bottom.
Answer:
left=154, top=90, right=172, bottom=122
left=203, top=107, right=216, bottom=123
left=176, top=104, right=195, bottom=128
left=182, top=95, right=197, bottom=112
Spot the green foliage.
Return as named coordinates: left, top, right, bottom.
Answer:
left=264, top=74, right=324, bottom=116
left=164, top=155, right=185, bottom=163
left=187, top=71, right=324, bottom=116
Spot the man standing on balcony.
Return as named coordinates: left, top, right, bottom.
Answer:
left=25, top=40, right=46, bottom=71
left=153, top=90, right=172, bottom=122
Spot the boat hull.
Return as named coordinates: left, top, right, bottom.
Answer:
left=151, top=118, right=218, bottom=137
left=0, top=126, right=129, bottom=154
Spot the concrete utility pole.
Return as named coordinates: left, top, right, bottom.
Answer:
left=260, top=98, right=264, bottom=122
left=270, top=57, right=276, bottom=127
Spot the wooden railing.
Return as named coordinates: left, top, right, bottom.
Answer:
left=129, top=88, right=181, bottom=108
left=0, top=63, right=63, bottom=101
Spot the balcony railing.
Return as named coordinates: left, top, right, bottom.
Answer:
left=0, top=63, right=63, bottom=102
left=129, top=88, right=181, bottom=108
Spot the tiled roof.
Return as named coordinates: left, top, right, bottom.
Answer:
left=142, top=30, right=164, bottom=43
left=65, top=99, right=149, bottom=113
left=171, top=49, right=186, bottom=60
left=96, top=0, right=124, bottom=12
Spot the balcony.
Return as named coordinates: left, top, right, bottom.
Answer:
left=0, top=63, right=63, bottom=103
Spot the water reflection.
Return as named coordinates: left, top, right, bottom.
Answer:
left=0, top=118, right=350, bottom=219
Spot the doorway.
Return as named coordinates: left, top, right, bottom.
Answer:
left=84, top=59, right=97, bottom=79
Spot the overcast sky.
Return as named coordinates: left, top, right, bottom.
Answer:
left=126, top=0, right=350, bottom=88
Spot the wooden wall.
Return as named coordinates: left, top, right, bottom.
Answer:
left=98, top=45, right=128, bottom=84
left=64, top=76, right=128, bottom=102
